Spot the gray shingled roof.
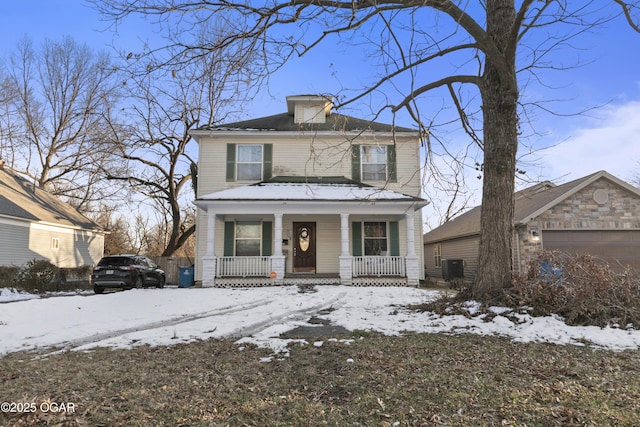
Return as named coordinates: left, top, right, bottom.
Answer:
left=0, top=166, right=103, bottom=231
left=423, top=171, right=640, bottom=243
left=199, top=112, right=416, bottom=133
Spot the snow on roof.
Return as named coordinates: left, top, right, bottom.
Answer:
left=199, top=182, right=420, bottom=202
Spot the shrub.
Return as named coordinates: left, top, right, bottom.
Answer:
left=13, top=259, right=62, bottom=293
left=8, top=261, right=93, bottom=293
left=510, top=251, right=640, bottom=328
left=0, top=266, right=21, bottom=287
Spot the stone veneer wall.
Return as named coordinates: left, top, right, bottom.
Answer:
left=515, top=179, right=640, bottom=273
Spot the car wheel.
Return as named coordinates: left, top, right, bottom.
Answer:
left=94, top=285, right=104, bottom=294
left=156, top=277, right=165, bottom=289
left=135, top=276, right=144, bottom=289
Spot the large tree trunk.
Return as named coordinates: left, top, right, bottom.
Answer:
left=473, top=0, right=519, bottom=300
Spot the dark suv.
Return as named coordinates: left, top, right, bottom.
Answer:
left=91, top=255, right=166, bottom=294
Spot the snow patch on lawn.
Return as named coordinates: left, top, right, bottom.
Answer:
left=1, top=286, right=639, bottom=357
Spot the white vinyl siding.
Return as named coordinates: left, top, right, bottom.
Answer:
left=295, top=104, right=325, bottom=123
left=194, top=131, right=424, bottom=283
left=284, top=216, right=340, bottom=274
left=197, top=135, right=420, bottom=197
left=0, top=219, right=103, bottom=268
left=195, top=213, right=425, bottom=281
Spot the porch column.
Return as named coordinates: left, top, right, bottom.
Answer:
left=274, top=213, right=283, bottom=256
left=271, top=213, right=285, bottom=285
left=202, top=210, right=217, bottom=287
left=405, top=212, right=419, bottom=286
left=405, top=213, right=416, bottom=256
left=339, top=213, right=353, bottom=285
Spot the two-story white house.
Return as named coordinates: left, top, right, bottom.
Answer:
left=191, top=95, right=427, bottom=287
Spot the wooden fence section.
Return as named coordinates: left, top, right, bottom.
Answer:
left=150, top=257, right=193, bottom=285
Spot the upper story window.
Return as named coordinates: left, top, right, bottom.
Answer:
left=226, top=143, right=272, bottom=182
left=51, top=237, right=60, bottom=250
left=351, top=144, right=396, bottom=183
left=361, top=146, right=387, bottom=181
left=237, top=145, right=263, bottom=181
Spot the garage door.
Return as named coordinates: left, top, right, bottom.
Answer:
left=542, top=230, right=640, bottom=271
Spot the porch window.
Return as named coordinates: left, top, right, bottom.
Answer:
left=361, top=146, right=387, bottom=181
left=363, top=222, right=388, bottom=256
left=224, top=221, right=273, bottom=257
left=434, top=243, right=442, bottom=267
left=235, top=221, right=262, bottom=256
left=353, top=221, right=399, bottom=257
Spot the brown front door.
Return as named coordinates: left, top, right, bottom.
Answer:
left=293, top=222, right=316, bottom=272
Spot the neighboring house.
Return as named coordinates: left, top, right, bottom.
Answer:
left=0, top=163, right=104, bottom=268
left=424, top=170, right=640, bottom=282
left=191, top=94, right=427, bottom=287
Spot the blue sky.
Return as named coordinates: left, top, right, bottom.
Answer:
left=2, top=1, right=639, bottom=223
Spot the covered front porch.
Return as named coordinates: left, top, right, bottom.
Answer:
left=194, top=179, right=427, bottom=287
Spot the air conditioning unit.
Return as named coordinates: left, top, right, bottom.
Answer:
left=442, top=259, right=464, bottom=281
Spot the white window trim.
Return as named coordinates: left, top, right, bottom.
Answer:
left=234, top=220, right=263, bottom=256
left=361, top=145, right=387, bottom=181
left=362, top=221, right=389, bottom=256
left=51, top=237, right=60, bottom=250
left=236, top=145, right=263, bottom=181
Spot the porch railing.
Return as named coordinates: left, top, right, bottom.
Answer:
left=352, top=256, right=405, bottom=277
left=217, top=256, right=272, bottom=277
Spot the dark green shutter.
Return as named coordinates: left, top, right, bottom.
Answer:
left=224, top=221, right=235, bottom=256
left=352, top=221, right=362, bottom=256
left=226, top=144, right=236, bottom=182
left=351, top=144, right=361, bottom=182
left=261, top=221, right=272, bottom=256
left=387, top=145, right=397, bottom=182
left=263, top=144, right=272, bottom=181
left=389, top=221, right=400, bottom=256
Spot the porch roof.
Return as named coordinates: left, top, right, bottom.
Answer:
left=194, top=177, right=428, bottom=215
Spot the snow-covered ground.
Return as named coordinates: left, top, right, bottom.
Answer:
left=1, top=285, right=639, bottom=357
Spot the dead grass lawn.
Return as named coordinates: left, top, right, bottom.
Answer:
left=1, top=333, right=639, bottom=426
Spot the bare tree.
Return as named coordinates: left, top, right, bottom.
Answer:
left=0, top=36, right=122, bottom=213
left=104, top=24, right=259, bottom=257
left=90, top=205, right=137, bottom=256
left=93, top=1, right=640, bottom=300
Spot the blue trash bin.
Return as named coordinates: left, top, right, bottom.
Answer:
left=179, top=267, right=194, bottom=288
